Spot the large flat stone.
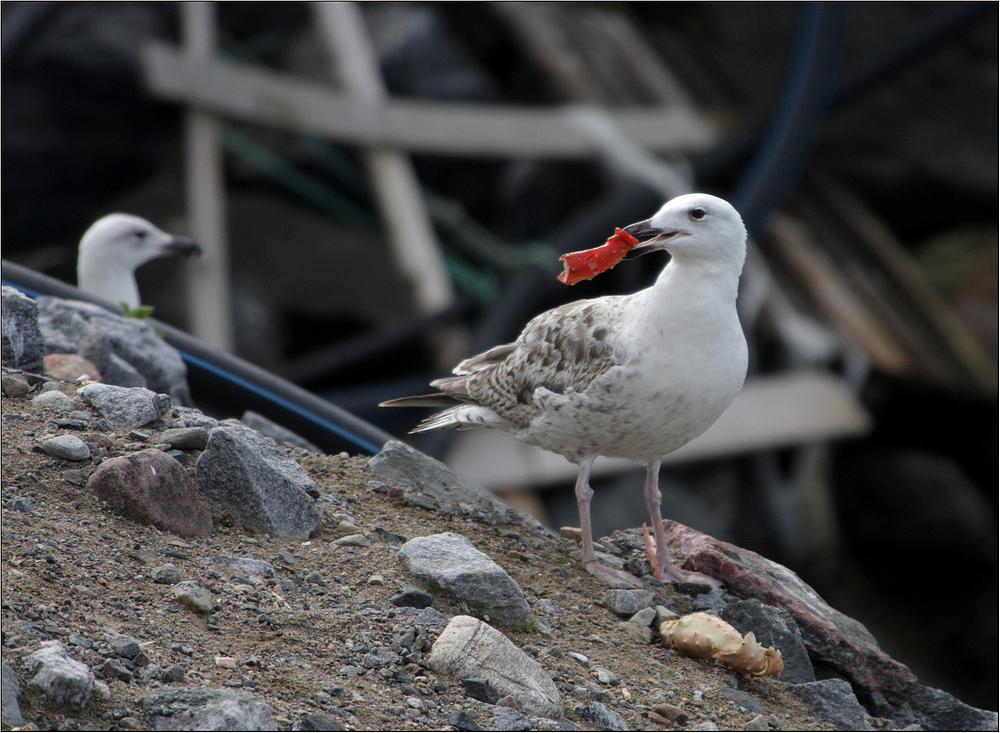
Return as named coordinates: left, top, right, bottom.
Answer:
left=142, top=686, right=276, bottom=731
left=428, top=615, right=562, bottom=718
left=399, top=533, right=529, bottom=621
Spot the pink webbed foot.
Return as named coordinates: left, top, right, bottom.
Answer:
left=583, top=559, right=643, bottom=589
left=642, top=523, right=724, bottom=589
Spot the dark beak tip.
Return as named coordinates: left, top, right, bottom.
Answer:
left=167, top=238, right=202, bottom=257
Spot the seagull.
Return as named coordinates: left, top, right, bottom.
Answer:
left=382, top=193, right=748, bottom=589
left=77, top=213, right=201, bottom=309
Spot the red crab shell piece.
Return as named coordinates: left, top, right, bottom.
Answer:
left=557, top=228, right=639, bottom=285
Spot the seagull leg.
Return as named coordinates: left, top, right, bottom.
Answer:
left=643, top=460, right=724, bottom=589
left=575, top=458, right=643, bottom=589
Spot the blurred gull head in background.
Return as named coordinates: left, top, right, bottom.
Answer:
left=76, top=213, right=201, bottom=309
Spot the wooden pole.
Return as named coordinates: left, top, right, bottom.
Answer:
left=181, top=2, right=234, bottom=351
left=311, top=2, right=454, bottom=314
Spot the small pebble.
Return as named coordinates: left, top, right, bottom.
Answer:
left=10, top=496, right=33, bottom=513
left=39, top=434, right=91, bottom=461
left=159, top=427, right=210, bottom=450
left=1, top=375, right=30, bottom=398
left=151, top=564, right=183, bottom=585
left=61, top=469, right=85, bottom=485
left=334, top=534, right=370, bottom=548
left=171, top=581, right=214, bottom=613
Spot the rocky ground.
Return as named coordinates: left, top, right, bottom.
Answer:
left=0, top=373, right=995, bottom=732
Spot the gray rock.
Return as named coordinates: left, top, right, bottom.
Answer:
left=24, top=640, right=94, bottom=709
left=602, top=589, right=655, bottom=617
left=391, top=585, right=433, bottom=609
left=173, top=406, right=220, bottom=430
left=195, top=422, right=321, bottom=540
left=10, top=496, right=33, bottom=513
left=447, top=709, right=483, bottom=731
left=78, top=383, right=171, bottom=428
left=369, top=441, right=552, bottom=537
left=574, top=701, right=630, bottom=731
left=488, top=706, right=533, bottom=731
left=412, top=607, right=449, bottom=626
left=628, top=607, right=658, bottom=628
left=171, top=582, right=215, bottom=614
left=689, top=723, right=720, bottom=732
left=428, top=615, right=562, bottom=718
left=38, top=297, right=193, bottom=405
left=1, top=286, right=45, bottom=372
left=68, top=634, right=94, bottom=649
left=107, top=632, right=142, bottom=660
left=1, top=662, right=23, bottom=727
left=31, top=390, right=80, bottom=412
left=719, top=599, right=815, bottom=684
left=160, top=427, right=210, bottom=451
left=142, top=686, right=276, bottom=731
left=534, top=599, right=563, bottom=615
left=200, top=555, right=275, bottom=578
left=87, top=449, right=213, bottom=537
left=463, top=678, right=501, bottom=704
left=719, top=688, right=763, bottom=714
left=39, top=434, right=91, bottom=461
left=791, top=679, right=873, bottom=731
left=35, top=297, right=107, bottom=359
left=101, top=352, right=148, bottom=388
left=152, top=564, right=184, bottom=585
left=241, top=410, right=321, bottom=453
left=594, top=668, right=618, bottom=686
left=161, top=665, right=186, bottom=683
left=35, top=297, right=185, bottom=400
left=692, top=588, right=730, bottom=611
left=361, top=648, right=401, bottom=669
left=292, top=713, right=347, bottom=731
left=904, top=685, right=999, bottom=732
left=399, top=533, right=529, bottom=621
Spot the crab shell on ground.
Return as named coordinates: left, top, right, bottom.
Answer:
left=659, top=611, right=784, bottom=677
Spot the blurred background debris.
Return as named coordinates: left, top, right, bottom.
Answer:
left=2, top=1, right=996, bottom=709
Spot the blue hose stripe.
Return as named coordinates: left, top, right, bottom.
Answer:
left=178, top=351, right=383, bottom=455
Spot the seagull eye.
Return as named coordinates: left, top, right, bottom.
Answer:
left=133, top=229, right=147, bottom=240
left=690, top=208, right=707, bottom=221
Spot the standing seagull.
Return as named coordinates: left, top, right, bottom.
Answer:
left=383, top=194, right=748, bottom=588
left=77, top=213, right=201, bottom=309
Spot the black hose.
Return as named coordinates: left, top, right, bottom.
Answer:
left=694, top=2, right=990, bottom=192
left=2, top=260, right=395, bottom=456
left=729, top=2, right=845, bottom=238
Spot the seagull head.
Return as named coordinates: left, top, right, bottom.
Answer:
left=79, top=214, right=201, bottom=271
left=622, top=193, right=747, bottom=267
left=77, top=213, right=201, bottom=307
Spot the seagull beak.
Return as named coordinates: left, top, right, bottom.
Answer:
left=622, top=219, right=680, bottom=260
left=162, top=236, right=202, bottom=258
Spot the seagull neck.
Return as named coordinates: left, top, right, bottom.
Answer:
left=652, top=254, right=742, bottom=305
left=78, top=258, right=141, bottom=309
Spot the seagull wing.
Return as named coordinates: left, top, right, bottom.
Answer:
left=430, top=297, right=627, bottom=429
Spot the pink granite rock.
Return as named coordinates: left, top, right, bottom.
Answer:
left=88, top=449, right=212, bottom=537
left=663, top=519, right=918, bottom=703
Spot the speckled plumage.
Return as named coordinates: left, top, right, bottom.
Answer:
left=384, top=193, right=749, bottom=588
